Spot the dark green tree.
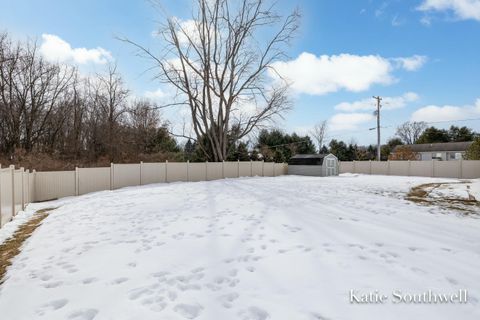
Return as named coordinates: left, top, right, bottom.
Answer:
left=448, top=126, right=477, bottom=142
left=465, top=138, right=480, bottom=160
left=416, top=127, right=450, bottom=144
left=329, top=140, right=349, bottom=160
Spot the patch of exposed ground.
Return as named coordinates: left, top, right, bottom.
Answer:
left=406, top=182, right=479, bottom=214
left=0, top=207, right=57, bottom=284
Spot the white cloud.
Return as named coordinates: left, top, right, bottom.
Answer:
left=329, top=113, right=375, bottom=131
left=335, top=92, right=419, bottom=112
left=417, top=0, right=480, bottom=21
left=40, top=34, right=112, bottom=65
left=270, top=52, right=426, bottom=96
left=392, top=55, right=428, bottom=71
left=144, top=88, right=167, bottom=101
left=411, top=98, right=480, bottom=122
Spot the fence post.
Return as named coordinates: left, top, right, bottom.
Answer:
left=387, top=160, right=390, bottom=175
left=369, top=160, right=372, bottom=175
left=407, top=160, right=411, bottom=176
left=25, top=169, right=29, bottom=204
left=20, top=167, right=25, bottom=211
left=32, top=169, right=36, bottom=202
left=140, top=161, right=143, bottom=185
left=75, top=167, right=79, bottom=196
left=237, top=160, right=240, bottom=177
left=187, top=160, right=190, bottom=182
left=431, top=160, right=435, bottom=177
left=205, top=161, right=208, bottom=181
left=459, top=158, right=463, bottom=179
left=110, top=163, right=114, bottom=190
left=250, top=160, right=253, bottom=177
left=222, top=160, right=225, bottom=178
left=262, top=160, right=265, bottom=176
left=352, top=160, right=356, bottom=174
left=0, top=165, right=2, bottom=226
left=273, top=162, right=276, bottom=176
left=165, top=160, right=168, bottom=182
left=10, top=165, right=14, bottom=218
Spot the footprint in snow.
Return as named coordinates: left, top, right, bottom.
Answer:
left=35, top=299, right=69, bottom=316
left=239, top=306, right=269, bottom=320
left=173, top=303, right=203, bottom=319
left=67, top=309, right=98, bottom=320
left=111, top=277, right=129, bottom=285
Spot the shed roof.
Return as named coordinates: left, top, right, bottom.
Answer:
left=392, top=141, right=473, bottom=153
left=288, top=153, right=334, bottom=165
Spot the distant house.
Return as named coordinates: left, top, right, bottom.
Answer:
left=392, top=141, right=473, bottom=161
left=287, top=153, right=338, bottom=176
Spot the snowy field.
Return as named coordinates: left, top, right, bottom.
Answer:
left=0, top=174, right=479, bottom=320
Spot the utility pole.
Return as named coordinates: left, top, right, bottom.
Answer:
left=373, top=96, right=382, bottom=161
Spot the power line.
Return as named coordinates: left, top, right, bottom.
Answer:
left=259, top=116, right=479, bottom=151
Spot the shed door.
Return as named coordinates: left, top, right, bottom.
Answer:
left=325, top=158, right=336, bottom=176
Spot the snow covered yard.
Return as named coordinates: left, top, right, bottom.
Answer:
left=0, top=175, right=479, bottom=320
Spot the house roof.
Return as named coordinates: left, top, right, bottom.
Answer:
left=393, top=141, right=473, bottom=153
left=288, top=153, right=335, bottom=165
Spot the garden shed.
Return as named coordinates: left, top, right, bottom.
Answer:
left=287, top=153, right=338, bottom=176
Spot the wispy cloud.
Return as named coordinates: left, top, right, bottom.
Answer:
left=417, top=0, right=480, bottom=22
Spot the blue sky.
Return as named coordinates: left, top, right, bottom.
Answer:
left=1, top=0, right=479, bottom=145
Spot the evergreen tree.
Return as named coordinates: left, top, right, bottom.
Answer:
left=416, top=127, right=450, bottom=144
left=465, top=138, right=480, bottom=160
left=448, top=126, right=477, bottom=142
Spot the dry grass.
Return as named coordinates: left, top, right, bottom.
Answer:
left=406, top=182, right=479, bottom=214
left=0, top=207, right=56, bottom=285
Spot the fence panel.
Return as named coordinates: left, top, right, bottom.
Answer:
left=409, top=161, right=431, bottom=177
left=462, top=160, right=480, bottom=179
left=188, top=162, right=207, bottom=182
left=224, top=162, right=239, bottom=178
left=23, top=170, right=29, bottom=204
left=239, top=162, right=251, bottom=177
left=389, top=161, right=410, bottom=176
left=166, top=162, right=188, bottom=182
left=78, top=167, right=110, bottom=195
left=141, top=163, right=166, bottom=184
left=14, top=170, right=23, bottom=213
left=113, top=164, right=140, bottom=189
left=371, top=161, right=388, bottom=175
left=274, top=163, right=287, bottom=176
left=34, top=171, right=76, bottom=201
left=263, top=162, right=274, bottom=177
left=252, top=162, right=263, bottom=176
left=434, top=161, right=460, bottom=178
left=29, top=172, right=35, bottom=203
left=339, top=162, right=353, bottom=174
left=0, top=168, right=13, bottom=227
left=355, top=161, right=371, bottom=174
left=206, top=162, right=223, bottom=180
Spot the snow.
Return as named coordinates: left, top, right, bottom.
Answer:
left=0, top=175, right=479, bottom=320
left=426, top=180, right=480, bottom=201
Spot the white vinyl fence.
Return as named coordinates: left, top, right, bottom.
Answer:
left=28, top=161, right=287, bottom=202
left=339, top=160, right=480, bottom=179
left=0, top=161, right=287, bottom=228
left=0, top=165, right=35, bottom=228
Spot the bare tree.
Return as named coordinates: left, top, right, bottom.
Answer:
left=310, top=120, right=327, bottom=153
left=122, top=0, right=300, bottom=161
left=396, top=121, right=427, bottom=145
left=88, top=64, right=129, bottom=161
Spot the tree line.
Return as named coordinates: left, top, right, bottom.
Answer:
left=0, top=32, right=181, bottom=170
